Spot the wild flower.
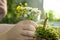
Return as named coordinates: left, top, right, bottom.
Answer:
left=15, top=5, right=41, bottom=21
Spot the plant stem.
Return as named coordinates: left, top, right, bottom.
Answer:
left=43, top=13, right=48, bottom=30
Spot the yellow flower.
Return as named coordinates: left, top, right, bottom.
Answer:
left=21, top=7, right=24, bottom=10
left=24, top=10, right=28, bottom=14
left=16, top=6, right=21, bottom=11
left=25, top=3, right=28, bottom=6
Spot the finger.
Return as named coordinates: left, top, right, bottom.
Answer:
left=2, top=0, right=7, bottom=4
left=20, top=20, right=38, bottom=28
left=0, top=0, right=7, bottom=6
left=22, top=36, right=34, bottom=40
left=0, top=1, right=4, bottom=6
left=30, top=21, right=38, bottom=28
left=14, top=36, right=34, bottom=40
left=0, top=6, right=5, bottom=19
left=21, top=30, right=35, bottom=37
left=23, top=25, right=36, bottom=31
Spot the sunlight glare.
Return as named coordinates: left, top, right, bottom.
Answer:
left=44, top=0, right=60, bottom=18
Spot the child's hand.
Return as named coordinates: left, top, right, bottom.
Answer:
left=8, top=20, right=38, bottom=40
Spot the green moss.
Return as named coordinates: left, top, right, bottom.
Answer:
left=35, top=24, right=60, bottom=40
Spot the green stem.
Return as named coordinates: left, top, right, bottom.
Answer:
left=43, top=13, right=48, bottom=30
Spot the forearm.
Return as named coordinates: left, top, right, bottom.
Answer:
left=0, top=32, right=7, bottom=40
left=0, top=24, right=15, bottom=40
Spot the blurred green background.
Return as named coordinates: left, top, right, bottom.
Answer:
left=0, top=0, right=24, bottom=24
left=0, top=0, right=60, bottom=24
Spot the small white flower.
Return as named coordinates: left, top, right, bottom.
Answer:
left=37, top=14, right=40, bottom=21
left=28, top=12, right=31, bottom=14
left=24, top=7, right=32, bottom=10
left=37, top=10, right=41, bottom=14
left=31, top=8, right=39, bottom=13
left=24, top=14, right=28, bottom=17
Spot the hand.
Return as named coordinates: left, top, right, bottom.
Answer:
left=7, top=20, right=38, bottom=40
left=0, top=0, right=7, bottom=20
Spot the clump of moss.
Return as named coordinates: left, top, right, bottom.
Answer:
left=35, top=25, right=60, bottom=40
left=35, top=13, right=60, bottom=40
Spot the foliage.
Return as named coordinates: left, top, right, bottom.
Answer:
left=55, top=18, right=60, bottom=22
left=35, top=24, right=60, bottom=40
left=48, top=10, right=54, bottom=21
left=0, top=0, right=28, bottom=24
left=44, top=10, right=55, bottom=22
left=44, top=10, right=60, bottom=22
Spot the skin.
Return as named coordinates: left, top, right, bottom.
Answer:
left=0, top=0, right=38, bottom=40
left=0, top=0, right=7, bottom=20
